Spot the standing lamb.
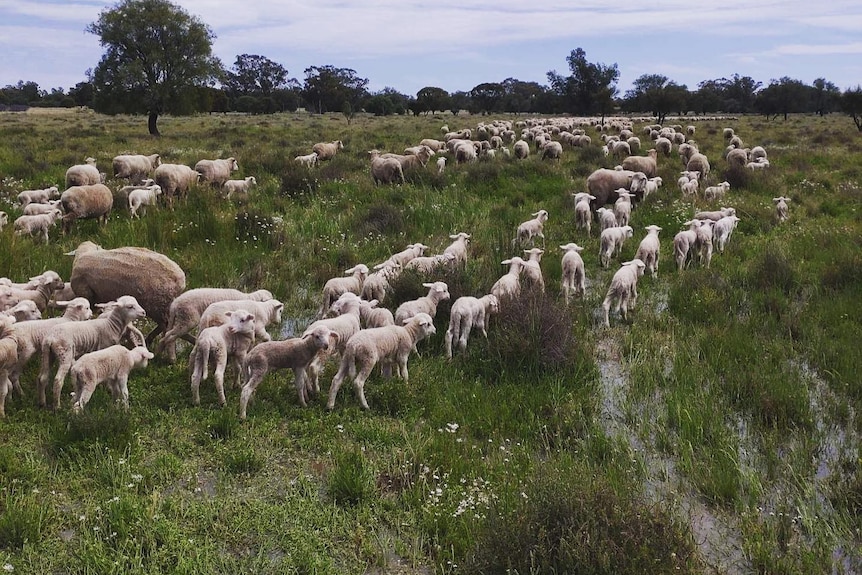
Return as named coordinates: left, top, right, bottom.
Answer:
left=673, top=221, right=699, bottom=271
left=198, top=298, right=284, bottom=344
left=302, top=292, right=363, bottom=395
left=559, top=243, right=586, bottom=304
left=22, top=199, right=63, bottom=216
left=127, top=184, right=162, bottom=218
left=773, top=196, right=791, bottom=222
left=444, top=294, right=499, bottom=359
left=522, top=248, right=545, bottom=292
left=514, top=210, right=549, bottom=247
left=704, top=181, right=731, bottom=202
left=442, top=232, right=471, bottom=266
left=613, top=191, right=634, bottom=227
left=491, top=257, right=525, bottom=301
left=70, top=345, right=154, bottom=412
left=621, top=149, right=658, bottom=178
left=14, top=209, right=64, bottom=243
left=360, top=262, right=402, bottom=304
left=599, top=225, right=634, bottom=268
left=223, top=176, right=256, bottom=200
left=602, top=259, right=646, bottom=327
left=634, top=225, right=662, bottom=277
left=112, top=154, right=161, bottom=183
left=195, top=157, right=239, bottom=187
left=65, top=158, right=102, bottom=188
left=394, top=282, right=450, bottom=325
left=714, top=215, right=741, bottom=253
left=319, top=264, right=370, bottom=318
left=17, top=186, right=59, bottom=207
left=189, top=309, right=256, bottom=406
left=312, top=140, right=344, bottom=161
left=294, top=152, right=318, bottom=168
left=572, top=192, right=596, bottom=236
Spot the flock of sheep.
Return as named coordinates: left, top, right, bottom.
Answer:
left=1, top=115, right=785, bottom=418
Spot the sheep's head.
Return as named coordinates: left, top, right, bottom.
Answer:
left=55, top=297, right=93, bottom=320
left=305, top=325, right=336, bottom=351
left=523, top=248, right=544, bottom=262
left=100, top=295, right=146, bottom=321
left=225, top=309, right=255, bottom=334
left=131, top=346, right=155, bottom=368
left=532, top=209, right=549, bottom=222
left=559, top=242, right=584, bottom=253
left=405, top=312, right=436, bottom=338
left=422, top=282, right=450, bottom=301
left=623, top=259, right=646, bottom=276
left=645, top=225, right=662, bottom=235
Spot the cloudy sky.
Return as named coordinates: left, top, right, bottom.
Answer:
left=2, top=0, right=862, bottom=97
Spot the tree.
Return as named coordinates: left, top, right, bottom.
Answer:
left=500, top=78, right=549, bottom=114
left=469, top=82, right=505, bottom=114
left=755, top=77, right=808, bottom=121
left=415, top=86, right=450, bottom=115
left=87, top=0, right=222, bottom=136
left=623, top=74, right=688, bottom=123
left=812, top=78, right=840, bottom=116
left=547, top=48, right=619, bottom=119
left=302, top=65, right=368, bottom=114
left=841, top=86, right=862, bottom=132
left=225, top=54, right=289, bottom=99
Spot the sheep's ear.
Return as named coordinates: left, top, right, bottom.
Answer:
left=368, top=299, right=379, bottom=308
left=54, top=300, right=70, bottom=308
left=225, top=311, right=234, bottom=318
left=328, top=332, right=340, bottom=345
left=422, top=282, right=434, bottom=288
left=501, top=259, right=512, bottom=265
left=275, top=303, right=284, bottom=311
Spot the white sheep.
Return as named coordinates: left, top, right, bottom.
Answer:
left=17, top=186, right=59, bottom=207
left=596, top=207, right=617, bottom=232
left=382, top=243, right=429, bottom=268
left=643, top=177, right=663, bottom=199
left=404, top=252, right=456, bottom=275
left=491, top=257, right=524, bottom=301
left=189, top=309, right=256, bottom=406
left=693, top=219, right=715, bottom=268
left=514, top=210, right=549, bottom=247
left=559, top=243, right=586, bottom=304
left=749, top=146, right=768, bottom=163
left=223, top=176, right=256, bottom=199
left=294, top=152, right=319, bottom=168
left=70, top=345, right=154, bottom=412
left=112, top=154, right=161, bottom=183
left=326, top=313, right=436, bottom=410
left=153, top=163, right=200, bottom=206
left=22, top=199, right=63, bottom=216
left=239, top=325, right=338, bottom=418
left=703, top=181, right=731, bottom=202
left=773, top=196, right=791, bottom=222
left=360, top=262, right=402, bottom=304
left=358, top=299, right=395, bottom=329
left=602, top=259, right=646, bottom=327
left=686, top=152, right=711, bottom=181
left=198, top=298, right=284, bottom=344
left=572, top=193, right=596, bottom=236
left=613, top=191, right=634, bottom=227
left=0, top=300, right=41, bottom=323
left=522, top=248, right=545, bottom=292
left=599, top=225, right=634, bottom=268
left=65, top=157, right=101, bottom=188
left=0, top=211, right=7, bottom=232
left=634, top=225, right=662, bottom=277
left=444, top=294, right=499, bottom=358
left=436, top=156, right=446, bottom=174
left=14, top=209, right=63, bottom=243
left=747, top=160, right=770, bottom=170
left=442, top=232, right=471, bottom=266
left=312, top=140, right=344, bottom=161
left=540, top=141, right=563, bottom=160
left=60, top=183, right=114, bottom=233
left=694, top=207, right=736, bottom=221
left=128, top=184, right=162, bottom=218
left=1, top=271, right=64, bottom=313
left=319, top=264, right=370, bottom=318
left=714, top=215, right=741, bottom=253
left=394, top=281, right=450, bottom=325
left=673, top=221, right=699, bottom=271
left=369, top=151, right=405, bottom=185
left=195, top=157, right=239, bottom=187
left=513, top=140, right=530, bottom=159
left=303, top=292, right=363, bottom=395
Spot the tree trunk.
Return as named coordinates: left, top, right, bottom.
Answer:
left=854, top=114, right=862, bottom=132
left=148, top=112, right=161, bottom=137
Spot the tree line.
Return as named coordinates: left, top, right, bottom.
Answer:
left=3, top=0, right=861, bottom=134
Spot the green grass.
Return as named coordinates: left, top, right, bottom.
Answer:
left=1, top=109, right=861, bottom=574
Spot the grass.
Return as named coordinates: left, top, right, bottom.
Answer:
left=0, top=108, right=861, bottom=574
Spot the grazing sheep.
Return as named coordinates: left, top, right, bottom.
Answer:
left=312, top=140, right=344, bottom=161
left=326, top=313, right=436, bottom=410
left=381, top=243, right=429, bottom=269
left=223, top=176, right=256, bottom=199
left=559, top=243, right=586, bottom=303
left=596, top=207, right=617, bottom=232
left=358, top=299, right=395, bottom=329
left=319, top=264, right=370, bottom=318
left=621, top=149, right=658, bottom=178
left=394, top=282, right=450, bottom=325
left=437, top=156, right=446, bottom=174
left=419, top=139, right=446, bottom=152
left=404, top=252, right=457, bottom=275
left=573, top=192, right=596, bottom=236
left=686, top=152, right=711, bottom=181
left=442, top=232, right=471, bottom=266
left=673, top=221, right=699, bottom=271
left=586, top=169, right=648, bottom=208
left=382, top=147, right=434, bottom=171
left=635, top=225, right=662, bottom=277
left=39, top=295, right=146, bottom=410
left=157, top=288, right=273, bottom=363
left=1, top=271, right=64, bottom=313
left=747, top=160, right=770, bottom=170
left=112, top=154, right=161, bottom=183
left=599, top=225, right=634, bottom=268
left=361, top=262, right=402, bottom=304
left=199, top=298, right=284, bottom=344
left=522, top=248, right=545, bottom=292
left=514, top=209, right=549, bottom=247
left=540, top=140, right=563, bottom=160
left=491, top=257, right=525, bottom=301
left=514, top=140, right=530, bottom=159
left=239, top=325, right=339, bottom=417
left=68, top=241, right=186, bottom=345
left=704, top=181, right=731, bottom=202
left=17, top=186, right=60, bottom=207
left=694, top=207, right=736, bottom=221
left=60, top=183, right=113, bottom=232
left=444, top=294, right=499, bottom=359
left=294, top=152, right=319, bottom=168
left=613, top=191, right=634, bottom=227
left=654, top=137, right=672, bottom=157
left=723, top=128, right=735, bottom=140
left=714, top=215, right=741, bottom=253
left=14, top=209, right=63, bottom=243
left=729, top=135, right=744, bottom=149
left=195, top=157, right=239, bottom=187
left=153, top=163, right=200, bottom=206
left=65, top=157, right=101, bottom=188
left=22, top=199, right=63, bottom=216
left=454, top=141, right=478, bottom=164
left=725, top=148, right=749, bottom=168
left=70, top=345, right=154, bottom=412
left=189, top=309, right=256, bottom=406
left=602, top=259, right=646, bottom=327
left=127, top=184, right=162, bottom=218
left=773, top=196, right=791, bottom=222
left=749, top=146, right=768, bottom=163
left=369, top=150, right=405, bottom=185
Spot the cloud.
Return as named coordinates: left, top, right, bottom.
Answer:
left=769, top=42, right=862, bottom=56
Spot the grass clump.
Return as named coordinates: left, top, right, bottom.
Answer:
left=0, top=489, right=54, bottom=550
left=328, top=446, right=376, bottom=506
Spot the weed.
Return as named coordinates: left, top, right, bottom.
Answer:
left=329, top=446, right=376, bottom=506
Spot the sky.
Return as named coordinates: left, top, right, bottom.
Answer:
left=1, top=0, right=862, bottom=98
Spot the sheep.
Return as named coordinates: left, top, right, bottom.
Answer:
left=0, top=301, right=41, bottom=323
left=302, top=292, right=363, bottom=394
left=14, top=209, right=63, bottom=243
left=112, top=154, right=161, bottom=183
left=654, top=137, right=672, bottom=156
left=319, top=264, right=370, bottom=318
left=294, top=152, right=319, bottom=168
left=723, top=127, right=735, bottom=140
left=686, top=125, right=696, bottom=136
left=729, top=135, right=744, bottom=149
left=634, top=225, right=662, bottom=277
left=773, top=196, right=791, bottom=222
left=573, top=192, right=596, bottom=236
left=681, top=178, right=699, bottom=197
left=437, top=156, right=446, bottom=174
left=361, top=261, right=402, bottom=304
left=312, top=140, right=344, bottom=161
left=522, top=248, right=545, bottom=292
left=383, top=147, right=434, bottom=170
left=404, top=252, right=456, bottom=275
left=704, top=181, right=731, bottom=202
left=60, top=183, right=113, bottom=232
left=442, top=232, right=471, bottom=266
left=239, top=325, right=339, bottom=418
left=627, top=136, right=641, bottom=153
left=65, top=157, right=101, bottom=188
left=1, top=316, right=20, bottom=417
left=419, top=138, right=446, bottom=152
left=714, top=215, right=741, bottom=253
left=693, top=219, right=715, bottom=268
left=195, top=157, right=239, bottom=187
left=381, top=243, right=429, bottom=269
left=514, top=209, right=549, bottom=247
left=694, top=207, right=736, bottom=221
left=686, top=152, right=711, bottom=181
left=601, top=259, right=646, bottom=327
left=17, top=186, right=60, bottom=207
left=596, top=207, right=617, bottom=232
left=0, top=211, right=6, bottom=232
left=223, top=176, right=256, bottom=200
left=404, top=144, right=437, bottom=161
left=444, top=294, right=499, bottom=359
left=358, top=299, right=395, bottom=329
left=513, top=140, right=530, bottom=159
left=621, top=149, right=658, bottom=178
left=189, top=309, right=256, bottom=406
left=613, top=191, right=634, bottom=227
left=540, top=141, right=563, bottom=160
left=747, top=160, right=770, bottom=170
left=673, top=221, right=699, bottom=271
left=749, top=146, right=768, bottom=163
left=725, top=148, right=749, bottom=168
left=156, top=288, right=273, bottom=362
left=491, top=257, right=524, bottom=301
left=559, top=243, right=586, bottom=303
left=678, top=142, right=698, bottom=166
left=644, top=176, right=663, bottom=199
left=599, top=225, right=634, bottom=268
left=1, top=271, right=64, bottom=313
left=70, top=345, right=154, bottom=412
left=586, top=169, right=648, bottom=208
left=326, top=313, right=436, bottom=410
left=199, top=298, right=284, bottom=344
left=369, top=150, right=405, bottom=185
left=394, top=281, right=450, bottom=325
left=454, top=141, right=478, bottom=163
left=39, top=295, right=146, bottom=410
left=22, top=199, right=63, bottom=216
left=127, top=184, right=162, bottom=218
left=153, top=163, right=200, bottom=206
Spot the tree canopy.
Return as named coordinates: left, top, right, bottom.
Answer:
left=86, top=0, right=221, bottom=135
left=547, top=48, right=619, bottom=119
left=623, top=74, right=688, bottom=124
left=302, top=65, right=369, bottom=114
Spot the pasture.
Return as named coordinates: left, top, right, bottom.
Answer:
left=1, top=108, right=861, bottom=574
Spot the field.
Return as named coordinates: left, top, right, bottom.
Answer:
left=1, top=108, right=861, bottom=574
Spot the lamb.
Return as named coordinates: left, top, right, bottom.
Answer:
left=153, top=163, right=201, bottom=206
left=1, top=271, right=64, bottom=313
left=404, top=252, right=456, bottom=275
left=116, top=179, right=156, bottom=201
left=419, top=139, right=446, bottom=152
left=613, top=191, right=634, bottom=227
left=0, top=301, right=41, bottom=323
left=634, top=225, right=662, bottom=277
left=65, top=157, right=102, bottom=188
left=686, top=152, right=711, bottom=181
left=369, top=150, right=405, bottom=185
left=749, top=146, right=768, bottom=163
left=681, top=178, right=699, bottom=197
left=70, top=345, right=154, bottom=412
left=573, top=193, right=596, bottom=236
left=559, top=243, right=586, bottom=303
left=302, top=292, right=362, bottom=395
left=437, top=156, right=446, bottom=174
left=522, top=248, right=545, bottom=292
left=39, top=295, right=146, bottom=410
left=540, top=141, right=563, bottom=160
left=127, top=184, right=162, bottom=218
left=157, top=288, right=274, bottom=362
left=294, top=152, right=318, bottom=168
left=514, top=209, right=549, bottom=247
left=360, top=262, right=402, bottom=304
left=0, top=317, right=19, bottom=417
left=60, top=183, right=114, bottom=233
left=693, top=219, right=715, bottom=268
left=22, top=199, right=63, bottom=216
left=14, top=209, right=63, bottom=243
left=513, top=140, right=530, bottom=159
left=239, top=325, right=339, bottom=418
left=382, top=147, right=434, bottom=170
left=17, top=186, right=59, bottom=207
left=189, top=309, right=256, bottom=406
left=442, top=232, right=471, bottom=266
left=714, top=215, right=741, bottom=253
left=729, top=135, right=744, bottom=149
left=199, top=298, right=284, bottom=344
left=704, top=181, right=731, bottom=202
left=319, top=264, right=370, bottom=318
left=747, top=160, right=770, bottom=170
left=444, top=294, right=499, bottom=359
left=599, top=225, right=634, bottom=268
left=403, top=145, right=436, bottom=163
left=112, top=154, right=161, bottom=183
left=0, top=211, right=6, bottom=232
left=601, top=259, right=646, bottom=327
left=643, top=177, right=663, bottom=199
left=358, top=299, right=395, bottom=329
left=381, top=243, right=429, bottom=269
left=223, top=176, right=256, bottom=199
left=195, top=157, right=239, bottom=187
left=394, top=281, right=450, bottom=325
left=694, top=207, right=736, bottom=221
left=621, top=149, right=658, bottom=178
left=773, top=196, right=791, bottom=222
left=312, top=140, right=344, bottom=161
left=673, top=221, right=699, bottom=271
left=596, top=207, right=618, bottom=232
left=326, top=313, right=437, bottom=410
left=68, top=241, right=186, bottom=345
left=586, top=169, right=648, bottom=208
left=491, top=257, right=525, bottom=301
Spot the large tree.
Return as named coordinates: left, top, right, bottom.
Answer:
left=547, top=48, right=619, bottom=119
left=624, top=74, right=688, bottom=123
left=812, top=78, right=841, bottom=116
left=841, top=86, right=862, bottom=132
left=87, top=0, right=222, bottom=136
left=415, top=86, right=450, bottom=115
left=755, top=77, right=808, bottom=121
left=225, top=54, right=289, bottom=98
left=469, top=82, right=505, bottom=114
left=302, top=65, right=369, bottom=114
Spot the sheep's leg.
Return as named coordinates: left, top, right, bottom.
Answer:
left=601, top=297, right=612, bottom=328
left=444, top=327, right=455, bottom=359
left=327, top=365, right=349, bottom=410
left=459, top=317, right=473, bottom=352
left=9, top=368, right=24, bottom=397
left=293, top=367, right=309, bottom=407
left=0, top=374, right=8, bottom=418
left=116, top=375, right=130, bottom=410
left=37, top=347, right=51, bottom=408
left=352, top=363, right=376, bottom=410
left=52, top=356, right=73, bottom=411
left=74, top=378, right=97, bottom=413
left=239, top=370, right=264, bottom=420
left=213, top=350, right=228, bottom=407
left=190, top=349, right=203, bottom=406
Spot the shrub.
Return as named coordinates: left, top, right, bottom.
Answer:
left=748, top=242, right=798, bottom=295
left=356, top=203, right=403, bottom=236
